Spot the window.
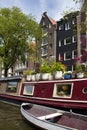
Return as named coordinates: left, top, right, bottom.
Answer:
left=64, top=37, right=71, bottom=45
left=72, top=50, right=77, bottom=59
left=43, top=28, right=47, bottom=34
left=42, top=38, right=48, bottom=46
left=65, top=23, right=70, bottom=30
left=82, top=87, right=87, bottom=94
left=64, top=51, right=72, bottom=60
left=49, top=23, right=51, bottom=28
left=59, top=41, right=61, bottom=47
left=59, top=25, right=64, bottom=30
left=72, top=35, right=77, bottom=43
left=42, top=21, right=47, bottom=27
left=72, top=19, right=75, bottom=24
left=6, top=81, right=18, bottom=92
left=23, top=84, right=34, bottom=96
left=53, top=83, right=72, bottom=98
left=59, top=54, right=63, bottom=61
left=41, top=46, right=48, bottom=56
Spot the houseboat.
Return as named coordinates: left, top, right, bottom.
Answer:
left=0, top=76, right=87, bottom=112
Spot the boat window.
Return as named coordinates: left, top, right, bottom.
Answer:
left=23, top=84, right=34, bottom=96
left=6, top=81, right=18, bottom=92
left=53, top=83, right=72, bottom=98
left=82, top=87, right=87, bottom=94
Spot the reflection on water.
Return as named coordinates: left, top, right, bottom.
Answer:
left=0, top=101, right=40, bottom=130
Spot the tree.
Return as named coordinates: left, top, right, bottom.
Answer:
left=73, top=0, right=87, bottom=12
left=0, top=7, right=41, bottom=77
left=73, top=0, right=87, bottom=34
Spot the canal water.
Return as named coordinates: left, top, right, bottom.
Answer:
left=0, top=101, right=40, bottom=130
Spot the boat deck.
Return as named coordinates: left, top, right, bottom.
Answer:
left=24, top=104, right=58, bottom=117
left=58, top=113, right=87, bottom=130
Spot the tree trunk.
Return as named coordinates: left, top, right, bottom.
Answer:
left=4, top=69, right=8, bottom=77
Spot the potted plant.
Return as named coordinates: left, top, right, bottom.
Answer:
left=31, top=70, right=36, bottom=81
left=24, top=70, right=33, bottom=81
left=40, top=61, right=52, bottom=80
left=51, top=62, right=66, bottom=79
left=75, top=62, right=84, bottom=78
left=63, top=71, right=72, bottom=79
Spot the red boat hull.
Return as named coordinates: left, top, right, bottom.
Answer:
left=0, top=77, right=87, bottom=110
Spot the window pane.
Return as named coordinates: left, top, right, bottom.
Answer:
left=53, top=83, right=72, bottom=98
left=23, top=84, right=34, bottom=95
left=64, top=37, right=71, bottom=45
left=65, top=51, right=72, bottom=60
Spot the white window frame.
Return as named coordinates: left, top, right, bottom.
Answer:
left=64, top=37, right=71, bottom=45
left=59, top=40, right=61, bottom=47
left=23, top=84, right=35, bottom=96
left=41, top=46, right=48, bottom=56
left=65, top=23, right=70, bottom=30
left=53, top=83, right=73, bottom=98
left=72, top=19, right=75, bottom=24
left=72, top=50, right=77, bottom=59
left=64, top=51, right=72, bottom=60
left=59, top=54, right=63, bottom=61
left=72, top=35, right=77, bottom=43
left=42, top=38, right=48, bottom=46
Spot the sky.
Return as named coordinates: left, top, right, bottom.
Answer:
left=0, top=0, right=81, bottom=22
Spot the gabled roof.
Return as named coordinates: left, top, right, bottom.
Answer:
left=40, top=12, right=57, bottom=26
left=49, top=17, right=57, bottom=25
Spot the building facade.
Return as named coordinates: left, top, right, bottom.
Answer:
left=80, top=12, right=87, bottom=64
left=56, top=12, right=79, bottom=71
left=39, top=12, right=57, bottom=63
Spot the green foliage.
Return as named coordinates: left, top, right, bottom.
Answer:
left=81, top=64, right=86, bottom=71
left=40, top=61, right=51, bottom=73
left=84, top=72, right=87, bottom=77
left=51, top=62, right=66, bottom=73
left=0, top=7, right=41, bottom=76
left=75, top=62, right=83, bottom=73
left=63, top=11, right=79, bottom=20
left=23, top=70, right=36, bottom=75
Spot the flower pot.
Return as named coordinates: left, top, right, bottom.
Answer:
left=48, top=73, right=53, bottom=80
left=77, top=73, right=84, bottom=78
left=64, top=74, right=72, bottom=79
left=36, top=73, right=41, bottom=81
left=26, top=75, right=32, bottom=81
left=54, top=71, right=63, bottom=79
left=31, top=74, right=36, bottom=81
left=41, top=73, right=49, bottom=80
